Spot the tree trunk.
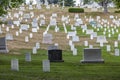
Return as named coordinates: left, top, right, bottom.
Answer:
left=103, top=0, right=108, bottom=13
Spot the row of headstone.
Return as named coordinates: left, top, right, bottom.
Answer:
left=11, top=48, right=105, bottom=72
left=11, top=58, right=50, bottom=72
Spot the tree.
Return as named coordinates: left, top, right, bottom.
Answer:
left=114, top=0, right=120, bottom=9
left=0, top=0, right=10, bottom=16
left=0, top=0, right=24, bottom=16
left=11, top=0, right=24, bottom=7
left=94, top=0, right=112, bottom=13
left=59, top=0, right=75, bottom=7
left=83, top=0, right=112, bottom=13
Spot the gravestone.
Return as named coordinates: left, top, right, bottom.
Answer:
left=89, top=45, right=93, bottom=48
left=25, top=53, right=31, bottom=62
left=69, top=40, right=73, bottom=46
left=46, top=5, right=50, bottom=9
left=20, top=24, right=29, bottom=30
left=11, top=59, right=19, bottom=71
left=14, top=13, right=19, bottom=18
left=72, top=36, right=80, bottom=42
left=20, top=6, right=25, bottom=10
left=74, top=14, right=79, bottom=20
left=6, top=27, right=9, bottom=32
left=0, top=37, right=9, bottom=53
left=32, top=28, right=37, bottom=32
left=6, top=33, right=13, bottom=40
left=13, top=21, right=20, bottom=26
left=23, top=14, right=31, bottom=19
left=84, top=41, right=88, bottom=46
left=40, top=19, right=45, bottom=26
left=48, top=49, right=64, bottom=62
left=86, top=29, right=94, bottom=34
left=90, top=35, right=93, bottom=40
left=25, top=36, right=29, bottom=42
left=36, top=42, right=40, bottom=49
left=32, top=22, right=38, bottom=28
left=29, top=5, right=33, bottom=10
left=62, top=0, right=65, bottom=8
left=48, top=45, right=58, bottom=50
left=30, top=12, right=34, bottom=18
left=19, top=11, right=23, bottom=16
left=49, top=19, right=57, bottom=26
left=42, top=33, right=52, bottom=44
left=19, top=29, right=22, bottom=33
left=114, top=41, right=118, bottom=47
left=106, top=45, right=111, bottom=52
left=75, top=19, right=83, bottom=26
left=118, top=34, right=120, bottom=40
left=81, top=48, right=104, bottom=63
left=100, top=42, right=104, bottom=47
left=42, top=60, right=50, bottom=72
left=16, top=31, right=19, bottom=36
left=115, top=49, right=119, bottom=56
left=33, top=47, right=37, bottom=54
left=29, top=33, right=33, bottom=38
left=73, top=48, right=77, bottom=56
left=44, top=0, right=48, bottom=6
left=70, top=44, right=75, bottom=51
left=40, top=14, right=45, bottom=19
left=52, top=13, right=57, bottom=18
left=0, top=26, right=2, bottom=34
left=96, top=35, right=108, bottom=43
left=36, top=4, right=41, bottom=9
left=68, top=32, right=76, bottom=37
left=7, top=20, right=13, bottom=26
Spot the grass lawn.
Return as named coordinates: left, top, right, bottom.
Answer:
left=0, top=48, right=120, bottom=80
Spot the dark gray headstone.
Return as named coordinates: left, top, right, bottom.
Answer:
left=0, top=37, right=6, bottom=46
left=48, top=49, right=64, bottom=62
left=81, top=48, right=104, bottom=63
left=0, top=37, right=9, bottom=53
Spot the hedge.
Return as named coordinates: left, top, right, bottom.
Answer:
left=115, top=10, right=120, bottom=13
left=68, top=8, right=84, bottom=13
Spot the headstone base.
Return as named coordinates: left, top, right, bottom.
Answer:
left=0, top=49, right=9, bottom=53
left=50, top=60, right=64, bottom=62
left=81, top=59, right=104, bottom=63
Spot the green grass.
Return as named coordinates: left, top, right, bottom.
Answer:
left=0, top=47, right=120, bottom=80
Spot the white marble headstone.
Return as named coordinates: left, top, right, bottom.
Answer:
left=11, top=59, right=19, bottom=71
left=73, top=48, right=77, bottom=56
left=33, top=47, right=37, bottom=54
left=36, top=42, right=40, bottom=49
left=6, top=33, right=13, bottom=40
left=106, top=45, right=111, bottom=52
left=25, top=36, right=29, bottom=42
left=115, top=49, right=119, bottom=56
left=96, top=35, right=108, bottom=43
left=114, top=41, right=118, bottom=47
left=84, top=41, right=88, bottom=46
left=42, top=60, right=50, bottom=72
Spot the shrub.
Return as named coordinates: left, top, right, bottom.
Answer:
left=68, top=8, right=84, bottom=13
left=115, top=10, right=120, bottom=13
left=0, top=7, right=7, bottom=16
